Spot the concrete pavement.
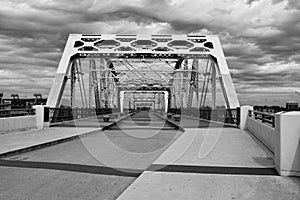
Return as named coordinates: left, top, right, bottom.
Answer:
left=0, top=127, right=100, bottom=157
left=117, top=171, right=300, bottom=200
left=1, top=112, right=299, bottom=199
left=115, top=116, right=299, bottom=199
left=0, top=113, right=182, bottom=200
left=0, top=166, right=135, bottom=200
left=3, top=113, right=183, bottom=171
left=0, top=116, right=123, bottom=157
left=152, top=128, right=274, bottom=168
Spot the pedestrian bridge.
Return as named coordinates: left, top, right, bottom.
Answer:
left=1, top=108, right=299, bottom=199
left=44, top=33, right=241, bottom=133
left=1, top=33, right=299, bottom=178
left=0, top=33, right=299, bottom=199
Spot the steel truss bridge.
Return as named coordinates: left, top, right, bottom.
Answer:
left=46, top=34, right=239, bottom=120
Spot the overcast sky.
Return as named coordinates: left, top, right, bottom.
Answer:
left=0, top=0, right=299, bottom=106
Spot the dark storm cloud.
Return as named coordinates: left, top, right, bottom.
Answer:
left=245, top=0, right=261, bottom=5
left=0, top=0, right=299, bottom=105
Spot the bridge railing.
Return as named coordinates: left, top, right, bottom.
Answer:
left=248, top=110, right=275, bottom=127
left=0, top=108, right=35, bottom=118
left=49, top=107, right=120, bottom=123
left=168, top=108, right=240, bottom=126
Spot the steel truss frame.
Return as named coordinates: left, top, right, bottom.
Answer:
left=47, top=34, right=239, bottom=110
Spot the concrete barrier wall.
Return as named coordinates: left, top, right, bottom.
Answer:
left=0, top=116, right=37, bottom=132
left=275, top=112, right=300, bottom=176
left=247, top=116, right=275, bottom=153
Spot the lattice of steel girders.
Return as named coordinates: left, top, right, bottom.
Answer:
left=88, top=61, right=93, bottom=107
left=88, top=58, right=118, bottom=109
left=181, top=59, right=188, bottom=108
left=90, top=59, right=101, bottom=109
left=75, top=59, right=88, bottom=108
left=187, top=59, right=199, bottom=108
left=199, top=60, right=214, bottom=108
left=211, top=62, right=217, bottom=109
left=194, top=59, right=199, bottom=107
left=172, top=72, right=182, bottom=108
left=47, top=34, right=239, bottom=110
left=70, top=61, right=76, bottom=107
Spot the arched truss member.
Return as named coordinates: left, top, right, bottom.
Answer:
left=46, top=34, right=239, bottom=109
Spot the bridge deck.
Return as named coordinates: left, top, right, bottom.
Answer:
left=0, top=112, right=298, bottom=199
left=117, top=171, right=300, bottom=200
left=152, top=127, right=274, bottom=168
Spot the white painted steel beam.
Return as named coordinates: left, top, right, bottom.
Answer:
left=47, top=34, right=239, bottom=109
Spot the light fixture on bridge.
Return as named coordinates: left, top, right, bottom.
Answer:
left=141, top=56, right=146, bottom=63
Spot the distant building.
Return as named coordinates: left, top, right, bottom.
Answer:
left=253, top=105, right=286, bottom=113
left=0, top=93, right=3, bottom=109
left=286, top=101, right=299, bottom=111
left=0, top=93, right=47, bottom=110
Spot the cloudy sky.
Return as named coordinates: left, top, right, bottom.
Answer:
left=0, top=0, right=299, bottom=106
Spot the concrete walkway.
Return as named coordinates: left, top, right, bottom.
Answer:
left=152, top=128, right=274, bottom=168
left=0, top=127, right=99, bottom=156
left=1, top=113, right=299, bottom=199
left=117, top=171, right=300, bottom=200
left=0, top=116, right=121, bottom=157
left=116, top=127, right=300, bottom=199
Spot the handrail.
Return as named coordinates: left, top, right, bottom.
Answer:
left=48, top=107, right=122, bottom=123
left=0, top=108, right=35, bottom=118
left=249, top=110, right=274, bottom=117
left=168, top=108, right=240, bottom=127
left=248, top=110, right=275, bottom=127
left=0, top=108, right=34, bottom=112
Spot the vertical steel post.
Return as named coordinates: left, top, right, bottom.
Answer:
left=183, top=59, right=189, bottom=108
left=89, top=60, right=93, bottom=107
left=211, top=62, right=216, bottom=109
left=90, top=59, right=101, bottom=109
left=70, top=61, right=76, bottom=108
